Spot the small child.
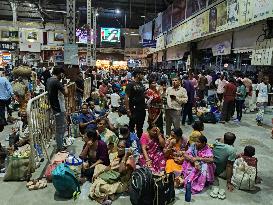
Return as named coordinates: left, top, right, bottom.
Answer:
left=238, top=145, right=259, bottom=183
left=188, top=121, right=204, bottom=145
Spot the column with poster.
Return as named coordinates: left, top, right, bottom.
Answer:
left=64, top=43, right=78, bottom=65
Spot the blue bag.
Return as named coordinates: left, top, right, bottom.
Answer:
left=52, top=163, right=81, bottom=200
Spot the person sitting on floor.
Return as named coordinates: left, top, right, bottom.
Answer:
left=139, top=126, right=166, bottom=175
left=189, top=121, right=204, bottom=145
left=97, top=119, right=119, bottom=154
left=78, top=103, right=97, bottom=134
left=90, top=139, right=136, bottom=204
left=80, top=130, right=110, bottom=182
left=119, top=125, right=141, bottom=162
left=237, top=145, right=259, bottom=183
left=183, top=135, right=215, bottom=194
left=164, top=128, right=188, bottom=187
left=213, top=132, right=237, bottom=191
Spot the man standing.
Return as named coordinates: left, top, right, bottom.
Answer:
left=165, top=77, right=188, bottom=135
left=182, top=75, right=195, bottom=125
left=215, top=74, right=228, bottom=103
left=0, top=72, right=13, bottom=128
left=42, top=67, right=51, bottom=88
left=220, top=78, right=237, bottom=123
left=197, top=71, right=208, bottom=100
left=47, top=66, right=68, bottom=152
left=125, top=68, right=146, bottom=138
left=256, top=76, right=269, bottom=126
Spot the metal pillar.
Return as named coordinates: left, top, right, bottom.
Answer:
left=66, top=0, right=76, bottom=44
left=87, top=0, right=96, bottom=67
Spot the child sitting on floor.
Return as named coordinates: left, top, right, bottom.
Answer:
left=188, top=121, right=204, bottom=145
left=237, top=145, right=259, bottom=183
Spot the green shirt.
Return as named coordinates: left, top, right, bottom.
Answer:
left=213, top=140, right=236, bottom=175
left=236, top=85, right=246, bottom=100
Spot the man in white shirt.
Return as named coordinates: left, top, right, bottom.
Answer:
left=215, top=74, right=228, bottom=103
left=165, top=77, right=188, bottom=135
left=206, top=72, right=213, bottom=96
left=110, top=90, right=121, bottom=111
left=256, top=76, right=269, bottom=126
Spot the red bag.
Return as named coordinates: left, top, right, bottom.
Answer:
left=44, top=163, right=57, bottom=182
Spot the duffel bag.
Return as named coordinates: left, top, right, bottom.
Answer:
left=153, top=173, right=175, bottom=205
left=52, top=163, right=81, bottom=199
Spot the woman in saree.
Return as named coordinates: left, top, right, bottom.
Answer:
left=182, top=135, right=215, bottom=194
left=145, top=80, right=164, bottom=133
left=139, top=126, right=166, bottom=174
left=90, top=140, right=136, bottom=204
left=164, top=128, right=188, bottom=187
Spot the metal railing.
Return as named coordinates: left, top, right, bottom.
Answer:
left=83, top=77, right=92, bottom=101
left=26, top=92, right=54, bottom=172
left=65, top=83, right=77, bottom=114
left=26, top=83, right=77, bottom=172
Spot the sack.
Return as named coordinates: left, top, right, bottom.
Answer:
left=99, top=170, right=121, bottom=184
left=153, top=173, right=175, bottom=205
left=200, top=112, right=217, bottom=124
left=231, top=158, right=256, bottom=191
left=65, top=155, right=83, bottom=179
left=51, top=151, right=69, bottom=164
left=207, top=94, right=218, bottom=105
left=44, top=163, right=57, bottom=182
left=129, top=167, right=154, bottom=205
left=4, top=157, right=31, bottom=181
left=52, top=163, right=81, bottom=199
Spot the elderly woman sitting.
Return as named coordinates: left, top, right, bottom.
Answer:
left=183, top=135, right=215, bottom=194
left=97, top=119, right=119, bottom=154
left=139, top=126, right=166, bottom=174
left=164, top=128, right=188, bottom=187
left=90, top=139, right=136, bottom=204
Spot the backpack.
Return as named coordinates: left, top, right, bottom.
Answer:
left=52, top=163, right=81, bottom=199
left=129, top=167, right=154, bottom=205
left=200, top=112, right=217, bottom=124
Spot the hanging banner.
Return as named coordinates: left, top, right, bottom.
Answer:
left=192, top=11, right=209, bottom=39
left=64, top=43, right=78, bottom=65
left=216, top=1, right=228, bottom=32
left=227, top=0, right=239, bottom=28
left=154, top=13, right=163, bottom=38
left=209, top=7, right=217, bottom=33
left=253, top=0, right=272, bottom=21
left=172, top=0, right=186, bottom=26
left=162, top=5, right=173, bottom=32
left=139, top=21, right=153, bottom=41
left=238, top=0, right=248, bottom=26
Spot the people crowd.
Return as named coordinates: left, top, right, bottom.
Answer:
left=0, top=65, right=272, bottom=204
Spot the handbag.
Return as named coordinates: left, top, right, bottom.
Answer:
left=153, top=173, right=175, bottom=205
left=99, top=170, right=121, bottom=184
left=231, top=158, right=256, bottom=191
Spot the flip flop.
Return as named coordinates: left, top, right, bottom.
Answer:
left=218, top=189, right=226, bottom=200
left=209, top=187, right=219, bottom=198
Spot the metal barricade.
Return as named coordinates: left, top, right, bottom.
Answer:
left=26, top=92, right=54, bottom=172
left=83, top=77, right=92, bottom=101
left=65, top=83, right=77, bottom=114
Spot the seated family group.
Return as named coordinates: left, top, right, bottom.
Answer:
left=77, top=103, right=259, bottom=204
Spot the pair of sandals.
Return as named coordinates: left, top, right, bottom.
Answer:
left=26, top=179, right=47, bottom=191
left=210, top=187, right=226, bottom=200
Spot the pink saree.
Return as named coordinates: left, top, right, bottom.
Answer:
left=182, top=144, right=215, bottom=194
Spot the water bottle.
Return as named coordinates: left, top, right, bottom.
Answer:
left=185, top=180, right=192, bottom=202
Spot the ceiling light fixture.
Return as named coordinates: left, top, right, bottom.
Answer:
left=115, top=9, right=120, bottom=14
left=141, top=15, right=145, bottom=18
left=96, top=12, right=99, bottom=16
